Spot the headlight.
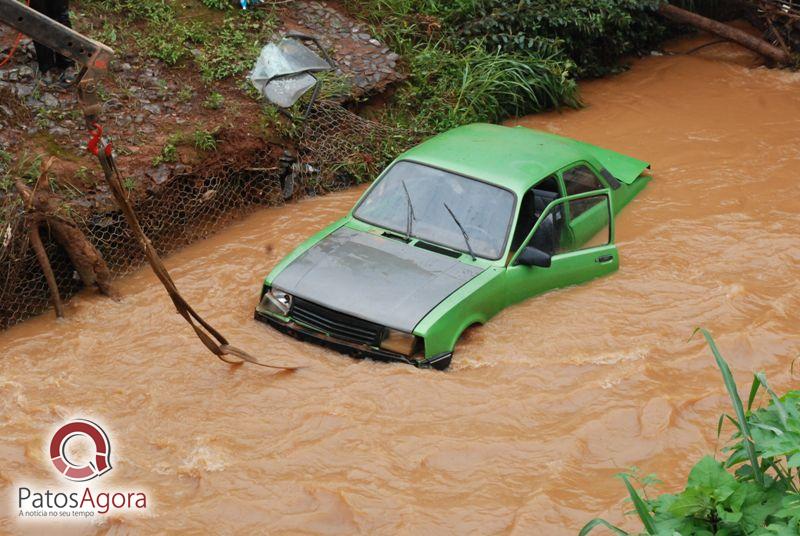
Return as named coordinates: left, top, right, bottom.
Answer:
left=258, top=287, right=293, bottom=316
left=380, top=328, right=420, bottom=356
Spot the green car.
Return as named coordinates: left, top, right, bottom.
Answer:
left=255, top=124, right=650, bottom=370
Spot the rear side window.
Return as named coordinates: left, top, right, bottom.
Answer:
left=562, top=165, right=602, bottom=196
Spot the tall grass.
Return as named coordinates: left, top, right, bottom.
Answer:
left=385, top=43, right=579, bottom=132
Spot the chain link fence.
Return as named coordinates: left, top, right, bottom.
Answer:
left=0, top=101, right=417, bottom=330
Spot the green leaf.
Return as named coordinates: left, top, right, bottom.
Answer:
left=773, top=492, right=800, bottom=526
left=787, top=453, right=800, bottom=468
left=748, top=374, right=763, bottom=412
left=751, top=422, right=785, bottom=436
left=716, top=503, right=743, bottom=523
left=621, top=474, right=657, bottom=534
left=756, top=372, right=789, bottom=429
left=578, top=518, right=629, bottom=536
left=693, top=328, right=764, bottom=487
left=739, top=482, right=784, bottom=531
left=687, top=456, right=738, bottom=502
left=669, top=488, right=710, bottom=517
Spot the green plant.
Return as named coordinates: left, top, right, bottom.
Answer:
left=203, top=92, right=225, bottom=110
left=82, top=0, right=271, bottom=76
left=48, top=177, right=84, bottom=199
left=152, top=142, right=178, bottom=166
left=73, top=166, right=93, bottom=185
left=97, top=21, right=119, bottom=44
left=0, top=152, right=43, bottom=192
left=581, top=329, right=800, bottom=535
left=177, top=88, right=194, bottom=103
left=193, top=129, right=217, bottom=151
left=200, top=0, right=232, bottom=9
left=0, top=149, right=12, bottom=168
left=122, top=177, right=137, bottom=191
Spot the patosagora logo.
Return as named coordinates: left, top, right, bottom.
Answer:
left=13, top=418, right=148, bottom=521
left=49, top=419, right=112, bottom=482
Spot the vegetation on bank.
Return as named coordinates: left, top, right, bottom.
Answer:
left=340, top=0, right=751, bottom=133
left=341, top=0, right=668, bottom=131
left=2, top=0, right=756, bottom=192
left=582, top=330, right=800, bottom=535
left=68, top=1, right=749, bottom=161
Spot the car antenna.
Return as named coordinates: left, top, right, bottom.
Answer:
left=401, top=180, right=415, bottom=240
left=443, top=202, right=477, bottom=261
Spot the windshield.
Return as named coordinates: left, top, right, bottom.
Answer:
left=353, top=161, right=516, bottom=260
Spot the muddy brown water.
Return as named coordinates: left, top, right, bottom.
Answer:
left=1, top=36, right=800, bottom=534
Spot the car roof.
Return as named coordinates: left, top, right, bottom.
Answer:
left=398, top=123, right=601, bottom=196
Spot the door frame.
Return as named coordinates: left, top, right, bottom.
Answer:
left=508, top=188, right=615, bottom=266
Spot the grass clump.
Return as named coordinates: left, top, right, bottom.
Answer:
left=390, top=43, right=578, bottom=132
left=581, top=329, right=800, bottom=535
left=193, top=129, right=218, bottom=151
left=0, top=152, right=43, bottom=192
left=203, top=92, right=225, bottom=110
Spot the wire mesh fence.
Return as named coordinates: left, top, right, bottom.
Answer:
left=0, top=100, right=416, bottom=330
left=292, top=100, right=413, bottom=195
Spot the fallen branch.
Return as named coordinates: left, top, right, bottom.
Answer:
left=659, top=3, right=792, bottom=64
left=91, top=134, right=304, bottom=372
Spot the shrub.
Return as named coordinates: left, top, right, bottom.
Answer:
left=454, top=0, right=667, bottom=78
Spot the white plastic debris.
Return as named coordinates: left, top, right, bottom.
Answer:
left=249, top=38, right=331, bottom=108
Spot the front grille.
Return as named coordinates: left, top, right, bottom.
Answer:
left=291, top=297, right=384, bottom=346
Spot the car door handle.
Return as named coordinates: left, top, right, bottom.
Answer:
left=595, top=254, right=614, bottom=264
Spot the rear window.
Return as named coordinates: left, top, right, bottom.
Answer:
left=563, top=165, right=603, bottom=196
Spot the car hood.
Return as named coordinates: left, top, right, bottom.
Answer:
left=271, top=227, right=484, bottom=332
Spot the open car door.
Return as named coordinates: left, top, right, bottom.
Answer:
left=505, top=190, right=618, bottom=304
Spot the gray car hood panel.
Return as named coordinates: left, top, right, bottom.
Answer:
left=272, top=227, right=483, bottom=332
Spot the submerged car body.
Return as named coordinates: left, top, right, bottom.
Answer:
left=255, top=124, right=650, bottom=369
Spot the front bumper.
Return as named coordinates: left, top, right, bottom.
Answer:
left=254, top=309, right=452, bottom=370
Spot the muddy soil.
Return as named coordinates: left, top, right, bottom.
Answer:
left=0, top=35, right=799, bottom=534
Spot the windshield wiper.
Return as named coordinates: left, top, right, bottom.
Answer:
left=442, top=202, right=477, bottom=261
left=401, top=180, right=415, bottom=240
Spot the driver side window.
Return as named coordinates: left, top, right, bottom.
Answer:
left=510, top=175, right=559, bottom=252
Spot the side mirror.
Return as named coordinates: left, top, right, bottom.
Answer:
left=516, top=246, right=551, bottom=268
